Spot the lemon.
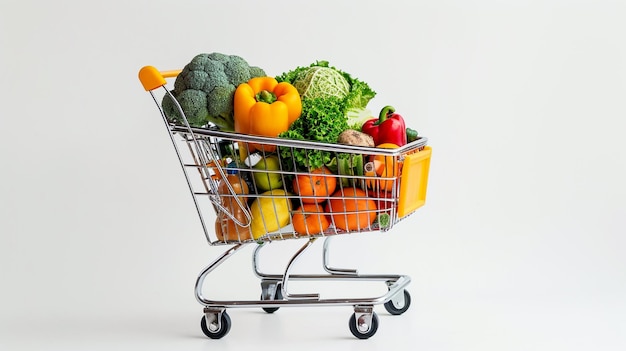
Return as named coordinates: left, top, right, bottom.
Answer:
left=250, top=189, right=292, bottom=239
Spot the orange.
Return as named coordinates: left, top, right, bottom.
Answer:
left=325, top=187, right=377, bottom=231
left=291, top=203, right=330, bottom=236
left=292, top=166, right=337, bottom=204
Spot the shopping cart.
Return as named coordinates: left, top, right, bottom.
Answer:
left=138, top=65, right=432, bottom=339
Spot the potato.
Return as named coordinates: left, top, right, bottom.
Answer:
left=337, top=129, right=375, bottom=147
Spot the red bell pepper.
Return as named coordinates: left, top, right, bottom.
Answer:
left=361, top=105, right=407, bottom=147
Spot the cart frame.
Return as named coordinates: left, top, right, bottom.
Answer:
left=138, top=65, right=431, bottom=339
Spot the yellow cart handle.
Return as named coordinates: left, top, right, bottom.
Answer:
left=138, top=66, right=181, bottom=91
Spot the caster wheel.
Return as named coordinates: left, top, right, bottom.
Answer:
left=349, top=311, right=379, bottom=339
left=200, top=311, right=231, bottom=339
left=384, top=289, right=411, bottom=315
left=261, top=283, right=283, bottom=314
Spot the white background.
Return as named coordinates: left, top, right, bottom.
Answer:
left=1, top=0, right=625, bottom=350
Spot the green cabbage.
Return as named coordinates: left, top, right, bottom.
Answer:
left=276, top=60, right=376, bottom=111
left=292, top=66, right=350, bottom=100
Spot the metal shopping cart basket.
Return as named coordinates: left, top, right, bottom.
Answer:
left=138, top=65, right=432, bottom=339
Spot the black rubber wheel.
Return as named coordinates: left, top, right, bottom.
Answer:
left=261, top=285, right=283, bottom=314
left=384, top=289, right=411, bottom=315
left=200, top=311, right=231, bottom=339
left=348, top=312, right=379, bottom=339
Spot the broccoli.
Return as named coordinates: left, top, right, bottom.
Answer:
left=162, top=53, right=266, bottom=130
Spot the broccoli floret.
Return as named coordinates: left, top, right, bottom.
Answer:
left=162, top=89, right=208, bottom=127
left=249, top=66, right=266, bottom=79
left=162, top=53, right=266, bottom=130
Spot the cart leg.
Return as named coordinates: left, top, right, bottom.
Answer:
left=281, top=238, right=320, bottom=300
left=252, top=241, right=272, bottom=279
left=322, top=236, right=358, bottom=275
left=253, top=237, right=360, bottom=278
left=195, top=243, right=246, bottom=306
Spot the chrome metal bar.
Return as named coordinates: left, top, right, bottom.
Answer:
left=196, top=274, right=411, bottom=309
left=322, top=236, right=358, bottom=275
left=171, top=124, right=428, bottom=156
left=281, top=238, right=320, bottom=300
left=252, top=242, right=268, bottom=279
left=195, top=244, right=246, bottom=306
left=150, top=89, right=211, bottom=244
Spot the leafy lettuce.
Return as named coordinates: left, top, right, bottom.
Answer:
left=277, top=61, right=376, bottom=171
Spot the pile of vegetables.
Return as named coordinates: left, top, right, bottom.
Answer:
left=162, top=53, right=424, bottom=242
left=275, top=60, right=377, bottom=171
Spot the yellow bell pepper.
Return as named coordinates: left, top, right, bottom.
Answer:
left=234, top=77, right=301, bottom=153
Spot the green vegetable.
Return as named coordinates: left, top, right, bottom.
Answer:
left=278, top=96, right=348, bottom=171
left=291, top=66, right=350, bottom=100
left=276, top=60, right=376, bottom=115
left=376, top=213, right=391, bottom=229
left=162, top=53, right=266, bottom=130
left=346, top=108, right=373, bottom=130
left=406, top=127, right=419, bottom=143
left=326, top=153, right=364, bottom=187
left=277, top=61, right=376, bottom=171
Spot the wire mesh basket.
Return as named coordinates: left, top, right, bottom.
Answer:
left=170, top=124, right=431, bottom=245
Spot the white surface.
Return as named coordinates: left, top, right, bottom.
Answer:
left=1, top=0, right=625, bottom=350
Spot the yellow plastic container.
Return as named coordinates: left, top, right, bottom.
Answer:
left=397, top=146, right=432, bottom=218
